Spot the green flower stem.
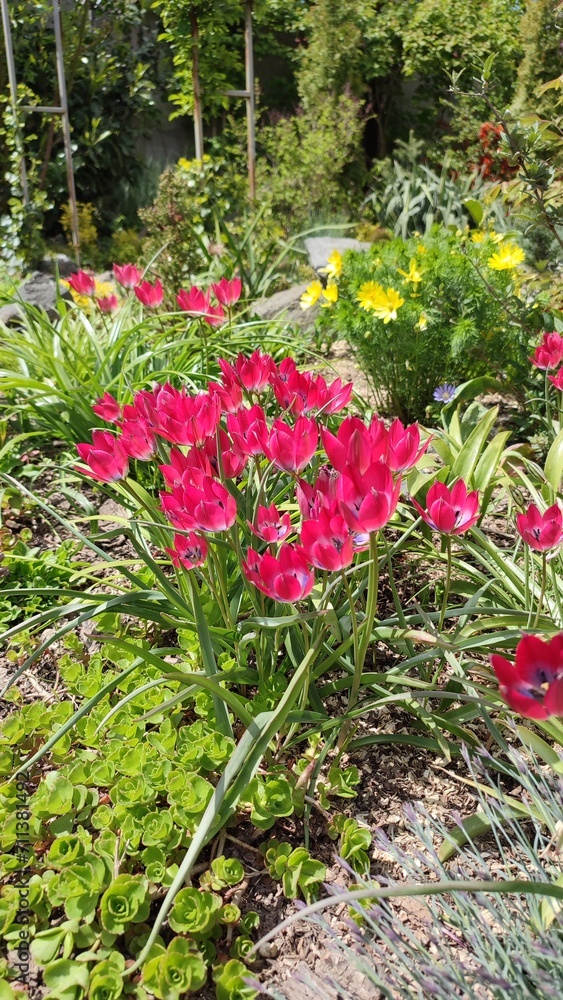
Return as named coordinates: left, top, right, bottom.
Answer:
left=551, top=559, right=563, bottom=627
left=545, top=369, right=553, bottom=438
left=438, top=536, right=452, bottom=634
left=208, top=542, right=233, bottom=629
left=347, top=532, right=379, bottom=717
left=342, top=571, right=359, bottom=677
left=186, top=571, right=232, bottom=738
left=532, top=551, right=548, bottom=630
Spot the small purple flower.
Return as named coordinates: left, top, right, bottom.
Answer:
left=433, top=383, right=458, bottom=403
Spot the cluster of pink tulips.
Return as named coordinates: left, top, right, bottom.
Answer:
left=77, top=353, right=428, bottom=600
left=76, top=350, right=563, bottom=722
left=67, top=265, right=242, bottom=324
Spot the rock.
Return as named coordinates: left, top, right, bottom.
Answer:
left=38, top=253, right=76, bottom=277
left=252, top=283, right=319, bottom=328
left=0, top=272, right=70, bottom=326
left=20, top=271, right=69, bottom=320
left=304, top=236, right=371, bottom=273
left=0, top=302, right=22, bottom=326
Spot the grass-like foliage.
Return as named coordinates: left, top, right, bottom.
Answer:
left=261, top=740, right=563, bottom=1000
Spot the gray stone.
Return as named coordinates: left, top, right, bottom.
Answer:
left=18, top=272, right=64, bottom=319
left=304, top=236, right=371, bottom=273
left=39, top=253, right=76, bottom=277
left=0, top=303, right=23, bottom=326
left=0, top=271, right=71, bottom=326
left=252, top=282, right=319, bottom=328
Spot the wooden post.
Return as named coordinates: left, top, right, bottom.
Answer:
left=191, top=8, right=204, bottom=160
left=0, top=0, right=29, bottom=203
left=52, top=0, right=80, bottom=264
left=244, top=1, right=255, bottom=200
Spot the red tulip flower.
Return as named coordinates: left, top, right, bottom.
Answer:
left=212, top=276, right=242, bottom=307
left=516, top=502, right=563, bottom=551
left=113, top=263, right=142, bottom=289
left=249, top=503, right=293, bottom=544
left=97, top=294, right=119, bottom=313
left=243, top=544, right=314, bottom=602
left=203, top=303, right=226, bottom=327
left=491, top=633, right=563, bottom=720
left=119, top=419, right=156, bottom=461
left=154, top=388, right=221, bottom=447
left=267, top=415, right=318, bottom=473
left=296, top=467, right=339, bottom=520
left=76, top=430, right=129, bottom=482
left=386, top=419, right=430, bottom=474
left=301, top=504, right=354, bottom=572
left=321, top=416, right=387, bottom=476
left=530, top=332, right=563, bottom=370
left=176, top=286, right=211, bottom=318
left=317, top=376, right=353, bottom=416
left=232, top=351, right=275, bottom=392
left=134, top=279, right=163, bottom=309
left=412, top=480, right=479, bottom=535
left=165, top=532, right=208, bottom=571
left=337, top=461, right=400, bottom=535
left=548, top=368, right=563, bottom=390
left=93, top=392, right=121, bottom=424
left=208, top=377, right=243, bottom=414
left=67, top=270, right=96, bottom=296
left=159, top=447, right=193, bottom=488
left=180, top=431, right=246, bottom=481
left=227, top=405, right=269, bottom=459
left=161, top=473, right=237, bottom=533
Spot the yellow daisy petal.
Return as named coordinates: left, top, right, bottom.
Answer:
left=300, top=280, right=323, bottom=310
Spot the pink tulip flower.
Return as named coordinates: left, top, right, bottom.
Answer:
left=161, top=473, right=237, bottom=533
left=548, top=368, right=563, bottom=390
left=227, top=405, right=269, bottom=458
left=92, top=392, right=121, bottom=424
left=321, top=416, right=387, bottom=476
left=516, top=502, right=563, bottom=551
left=386, top=419, right=430, bottom=474
left=165, top=532, right=208, bottom=571
left=267, top=415, right=318, bottom=474
left=530, top=332, right=563, bottom=370
left=412, top=480, right=479, bottom=535
left=176, top=286, right=211, bottom=318
left=134, top=279, right=163, bottom=309
left=243, top=544, right=314, bottom=602
left=491, top=633, right=563, bottom=720
left=337, top=461, right=400, bottom=535
left=231, top=351, right=275, bottom=393
left=96, top=294, right=119, bottom=313
left=76, top=430, right=129, bottom=482
left=113, top=263, right=142, bottom=289
left=67, top=270, right=96, bottom=296
left=249, top=504, right=293, bottom=544
left=301, top=504, right=354, bottom=572
left=212, top=276, right=242, bottom=307
left=119, top=419, right=156, bottom=461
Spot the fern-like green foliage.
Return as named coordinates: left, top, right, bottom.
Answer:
left=329, top=226, right=545, bottom=420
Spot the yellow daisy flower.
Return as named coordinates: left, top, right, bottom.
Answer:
left=487, top=242, right=525, bottom=271
left=471, top=229, right=504, bottom=244
left=319, top=249, right=343, bottom=280
left=321, top=282, right=339, bottom=307
left=397, top=258, right=423, bottom=286
left=300, top=280, right=323, bottom=310
left=415, top=312, right=428, bottom=331
left=357, top=282, right=404, bottom=323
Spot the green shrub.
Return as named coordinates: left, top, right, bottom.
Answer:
left=140, top=154, right=248, bottom=290
left=326, top=226, right=543, bottom=420
left=256, top=93, right=365, bottom=232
